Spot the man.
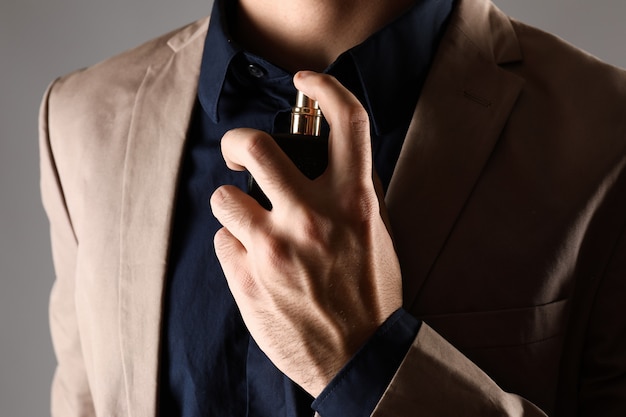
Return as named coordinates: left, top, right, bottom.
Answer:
left=40, top=0, right=626, bottom=415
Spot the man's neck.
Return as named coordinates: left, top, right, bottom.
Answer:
left=234, top=0, right=416, bottom=72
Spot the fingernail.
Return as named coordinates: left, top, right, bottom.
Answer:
left=295, top=70, right=314, bottom=80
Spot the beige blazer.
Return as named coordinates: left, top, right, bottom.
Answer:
left=40, top=0, right=626, bottom=415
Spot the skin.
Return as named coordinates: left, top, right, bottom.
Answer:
left=235, top=0, right=416, bottom=72
left=211, top=0, right=413, bottom=398
left=211, top=72, right=403, bottom=397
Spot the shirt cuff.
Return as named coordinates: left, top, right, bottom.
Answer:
left=311, top=308, right=422, bottom=417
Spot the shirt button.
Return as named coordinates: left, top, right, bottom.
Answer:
left=247, top=64, right=266, bottom=78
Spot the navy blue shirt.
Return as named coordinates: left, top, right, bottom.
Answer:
left=159, top=0, right=453, bottom=416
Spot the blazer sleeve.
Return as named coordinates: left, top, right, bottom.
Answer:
left=370, top=323, right=547, bottom=416
left=40, top=80, right=96, bottom=417
left=577, top=223, right=626, bottom=415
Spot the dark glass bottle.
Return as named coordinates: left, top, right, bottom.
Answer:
left=248, top=91, right=329, bottom=209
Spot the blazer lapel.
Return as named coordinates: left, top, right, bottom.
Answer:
left=386, top=0, right=524, bottom=311
left=117, top=18, right=208, bottom=417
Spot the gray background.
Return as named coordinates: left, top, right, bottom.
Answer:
left=0, top=0, right=624, bottom=415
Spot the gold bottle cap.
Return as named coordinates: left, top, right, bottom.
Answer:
left=291, top=91, right=322, bottom=136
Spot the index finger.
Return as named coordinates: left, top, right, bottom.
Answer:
left=293, top=71, right=372, bottom=181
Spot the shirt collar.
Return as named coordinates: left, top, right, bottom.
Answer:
left=344, top=0, right=454, bottom=134
left=198, top=0, right=454, bottom=133
left=198, top=0, right=239, bottom=123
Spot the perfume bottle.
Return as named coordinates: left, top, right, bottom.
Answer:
left=248, top=91, right=329, bottom=209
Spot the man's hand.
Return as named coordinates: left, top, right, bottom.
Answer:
left=210, top=71, right=402, bottom=397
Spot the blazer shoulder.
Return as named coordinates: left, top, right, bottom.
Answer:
left=504, top=18, right=626, bottom=147
left=41, top=17, right=208, bottom=232
left=48, top=16, right=209, bottom=117
left=508, top=18, right=626, bottom=105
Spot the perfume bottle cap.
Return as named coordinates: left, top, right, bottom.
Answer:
left=291, top=91, right=322, bottom=136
